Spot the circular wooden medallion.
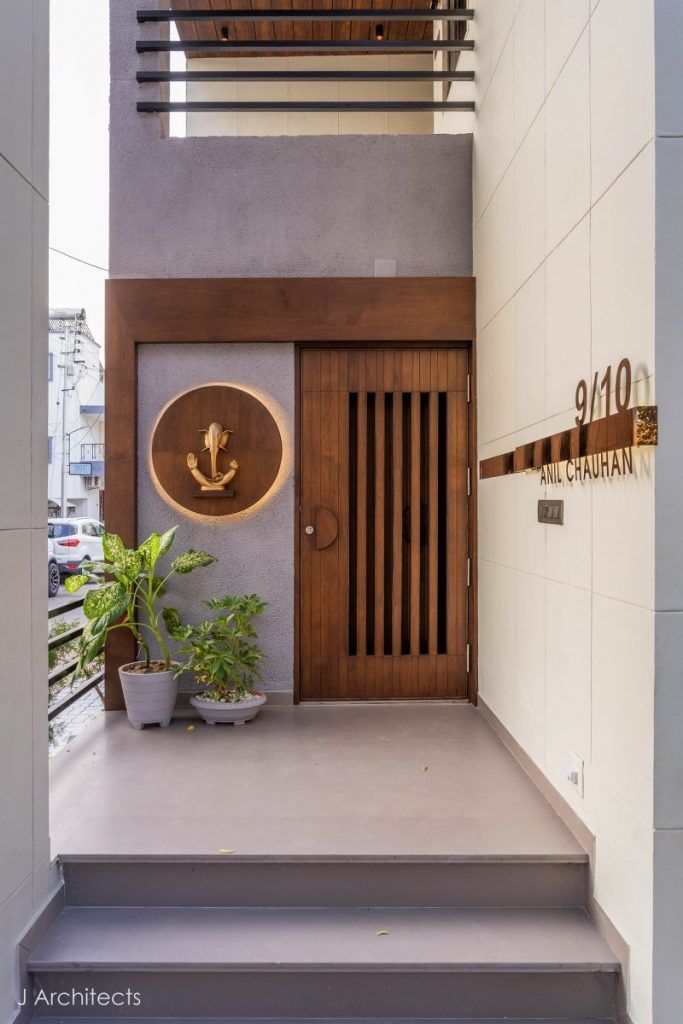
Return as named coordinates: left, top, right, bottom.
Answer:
left=151, top=384, right=283, bottom=516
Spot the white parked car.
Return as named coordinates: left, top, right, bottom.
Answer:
left=48, top=540, right=60, bottom=597
left=48, top=518, right=105, bottom=577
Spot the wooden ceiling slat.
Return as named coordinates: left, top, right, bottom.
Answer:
left=312, top=0, right=332, bottom=42
left=250, top=0, right=274, bottom=44
left=271, top=0, right=285, bottom=43
left=234, top=0, right=257, bottom=42
left=409, top=0, right=432, bottom=42
left=171, top=0, right=200, bottom=42
left=349, top=0, right=363, bottom=42
left=169, top=0, right=435, bottom=51
left=292, top=0, right=311, bottom=42
left=423, top=0, right=437, bottom=41
left=198, top=0, right=219, bottom=39
left=331, top=0, right=352, bottom=41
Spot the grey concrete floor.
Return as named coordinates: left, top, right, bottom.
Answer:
left=49, top=705, right=584, bottom=861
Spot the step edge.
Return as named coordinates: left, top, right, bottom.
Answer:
left=58, top=853, right=589, bottom=865
left=29, top=961, right=621, bottom=973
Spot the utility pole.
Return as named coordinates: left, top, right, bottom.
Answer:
left=60, top=321, right=71, bottom=517
left=58, top=309, right=84, bottom=517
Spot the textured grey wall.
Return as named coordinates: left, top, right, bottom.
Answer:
left=138, top=344, right=295, bottom=695
left=110, top=132, right=472, bottom=279
left=110, top=0, right=472, bottom=279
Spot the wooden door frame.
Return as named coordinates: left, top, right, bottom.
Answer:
left=104, top=277, right=477, bottom=709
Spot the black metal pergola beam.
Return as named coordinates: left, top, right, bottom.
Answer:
left=137, top=69, right=475, bottom=83
left=137, top=7, right=475, bottom=23
left=137, top=38, right=475, bottom=53
left=137, top=100, right=475, bottom=113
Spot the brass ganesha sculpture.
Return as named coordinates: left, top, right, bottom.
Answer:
left=187, top=422, right=239, bottom=491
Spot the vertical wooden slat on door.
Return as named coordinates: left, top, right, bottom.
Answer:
left=391, top=391, right=403, bottom=658
left=428, top=390, right=439, bottom=656
left=409, top=386, right=421, bottom=660
left=319, top=353, right=339, bottom=697
left=356, top=390, right=368, bottom=680
left=337, top=352, right=350, bottom=699
left=446, top=386, right=468, bottom=689
left=374, top=393, right=385, bottom=660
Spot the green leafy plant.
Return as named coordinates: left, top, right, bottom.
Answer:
left=164, top=594, right=266, bottom=702
left=65, top=527, right=215, bottom=675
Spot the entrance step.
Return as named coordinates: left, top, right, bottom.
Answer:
left=61, top=854, right=587, bottom=909
left=29, top=905, right=618, bottom=1019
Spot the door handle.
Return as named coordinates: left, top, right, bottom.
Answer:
left=307, top=506, right=338, bottom=551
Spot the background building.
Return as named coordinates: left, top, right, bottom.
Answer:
left=48, top=308, right=104, bottom=519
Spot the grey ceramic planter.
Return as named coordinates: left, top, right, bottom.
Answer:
left=119, top=663, right=178, bottom=730
left=190, top=692, right=267, bottom=726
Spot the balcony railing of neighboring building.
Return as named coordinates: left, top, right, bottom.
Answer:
left=48, top=593, right=104, bottom=721
left=135, top=2, right=475, bottom=117
left=81, top=443, right=105, bottom=461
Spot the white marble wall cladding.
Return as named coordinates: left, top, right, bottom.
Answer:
left=472, top=1, right=657, bottom=1021
left=0, top=2, right=54, bottom=1020
left=186, top=55, right=435, bottom=138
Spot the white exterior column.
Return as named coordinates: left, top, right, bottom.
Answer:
left=0, top=0, right=54, bottom=1018
left=652, top=3, right=683, bottom=1020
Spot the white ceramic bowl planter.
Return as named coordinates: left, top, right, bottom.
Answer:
left=119, top=662, right=179, bottom=730
left=190, top=692, right=267, bottom=726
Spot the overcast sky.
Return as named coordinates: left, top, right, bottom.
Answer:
left=49, top=0, right=109, bottom=348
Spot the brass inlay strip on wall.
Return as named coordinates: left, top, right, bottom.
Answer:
left=479, top=405, right=658, bottom=481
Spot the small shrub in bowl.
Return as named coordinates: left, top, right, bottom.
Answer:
left=164, top=594, right=267, bottom=726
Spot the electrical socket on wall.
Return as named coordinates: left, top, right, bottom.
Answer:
left=374, top=258, right=397, bottom=277
left=564, top=751, right=585, bottom=797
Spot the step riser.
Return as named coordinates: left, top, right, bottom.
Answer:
left=31, top=1019, right=615, bottom=1024
left=31, top=970, right=617, bottom=1020
left=62, top=860, right=587, bottom=909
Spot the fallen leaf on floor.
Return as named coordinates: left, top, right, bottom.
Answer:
left=219, top=848, right=236, bottom=854
left=186, top=724, right=195, bottom=731
left=377, top=930, right=390, bottom=936
left=421, top=764, right=429, bottom=771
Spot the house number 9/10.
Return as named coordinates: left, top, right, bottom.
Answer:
left=575, top=358, right=632, bottom=426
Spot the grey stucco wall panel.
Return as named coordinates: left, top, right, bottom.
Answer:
left=137, top=344, right=295, bottom=693
left=110, top=127, right=473, bottom=279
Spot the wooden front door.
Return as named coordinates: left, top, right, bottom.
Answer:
left=299, top=348, right=470, bottom=700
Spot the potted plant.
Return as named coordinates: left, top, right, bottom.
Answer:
left=164, top=594, right=267, bottom=726
left=66, top=527, right=215, bottom=729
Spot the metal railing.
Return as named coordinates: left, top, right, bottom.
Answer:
left=48, top=595, right=104, bottom=721
left=135, top=4, right=476, bottom=114
left=81, top=443, right=104, bottom=460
